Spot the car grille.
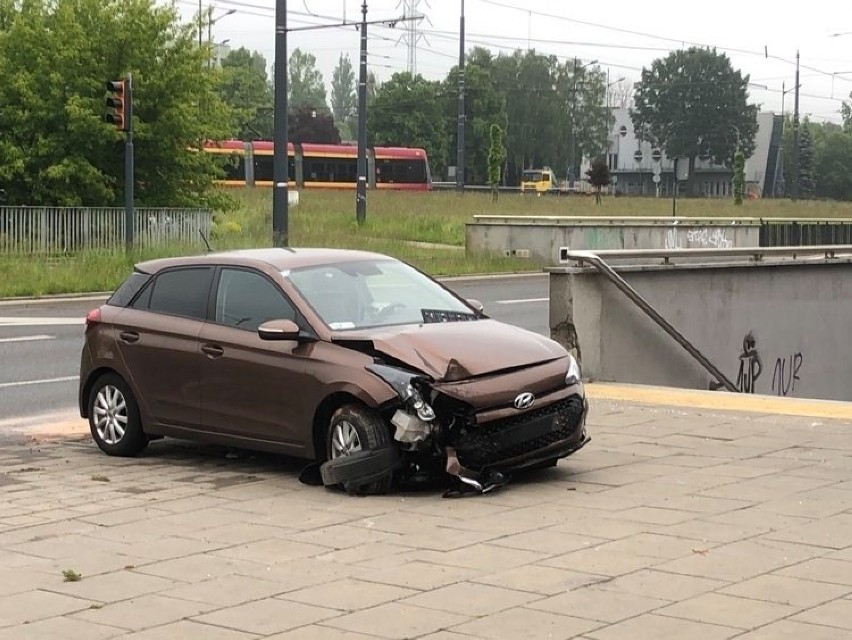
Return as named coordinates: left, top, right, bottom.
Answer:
left=455, top=395, right=585, bottom=469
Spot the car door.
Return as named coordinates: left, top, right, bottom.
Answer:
left=113, top=266, right=213, bottom=429
left=198, top=267, right=318, bottom=449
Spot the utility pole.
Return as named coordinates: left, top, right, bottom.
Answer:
left=792, top=50, right=800, bottom=202
left=272, top=0, right=289, bottom=247
left=198, top=0, right=203, bottom=48
left=356, top=1, right=368, bottom=224
left=124, top=75, right=134, bottom=251
left=568, top=58, right=579, bottom=188
left=456, top=0, right=465, bottom=192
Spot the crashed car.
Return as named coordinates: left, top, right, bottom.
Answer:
left=79, top=248, right=589, bottom=495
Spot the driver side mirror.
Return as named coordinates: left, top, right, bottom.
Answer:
left=466, top=299, right=484, bottom=315
left=258, top=319, right=302, bottom=341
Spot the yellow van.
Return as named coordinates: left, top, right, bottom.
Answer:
left=520, top=167, right=557, bottom=195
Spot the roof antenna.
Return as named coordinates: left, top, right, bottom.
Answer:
left=199, top=229, right=213, bottom=253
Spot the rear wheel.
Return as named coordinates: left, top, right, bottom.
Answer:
left=88, top=373, right=148, bottom=457
left=324, top=404, right=396, bottom=495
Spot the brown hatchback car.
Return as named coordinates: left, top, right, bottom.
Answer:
left=79, top=248, right=589, bottom=495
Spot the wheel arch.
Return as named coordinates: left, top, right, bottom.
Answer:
left=311, top=389, right=396, bottom=462
left=80, top=367, right=121, bottom=418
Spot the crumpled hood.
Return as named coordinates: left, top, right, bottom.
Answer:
left=333, top=319, right=566, bottom=381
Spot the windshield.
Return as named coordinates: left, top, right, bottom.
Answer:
left=286, top=259, right=474, bottom=330
left=522, top=171, right=544, bottom=182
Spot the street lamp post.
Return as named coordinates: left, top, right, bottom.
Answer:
left=568, top=58, right=597, bottom=187
left=207, top=8, right=236, bottom=69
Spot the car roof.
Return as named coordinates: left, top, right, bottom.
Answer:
left=134, top=248, right=392, bottom=274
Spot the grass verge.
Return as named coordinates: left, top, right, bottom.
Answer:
left=4, top=188, right=852, bottom=298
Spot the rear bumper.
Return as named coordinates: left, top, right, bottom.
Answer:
left=454, top=391, right=588, bottom=471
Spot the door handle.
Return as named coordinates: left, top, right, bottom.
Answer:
left=119, top=331, right=140, bottom=344
left=201, top=344, right=224, bottom=358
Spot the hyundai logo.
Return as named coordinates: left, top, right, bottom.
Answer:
left=513, top=392, right=535, bottom=410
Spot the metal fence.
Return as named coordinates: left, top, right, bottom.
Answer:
left=0, top=207, right=212, bottom=254
left=759, top=220, right=852, bottom=247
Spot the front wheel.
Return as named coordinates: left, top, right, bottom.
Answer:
left=88, top=373, right=148, bottom=457
left=323, top=404, right=396, bottom=495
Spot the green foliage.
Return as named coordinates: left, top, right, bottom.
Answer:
left=798, top=119, right=816, bottom=198
left=732, top=148, right=745, bottom=205
left=444, top=48, right=508, bottom=184
left=288, top=48, right=328, bottom=112
left=842, top=96, right=851, bottom=134
left=0, top=0, right=234, bottom=208
left=331, top=53, right=356, bottom=140
left=289, top=106, right=341, bottom=144
left=631, top=47, right=759, bottom=193
left=219, top=48, right=273, bottom=139
left=487, top=124, right=504, bottom=187
left=585, top=157, right=611, bottom=204
left=815, top=131, right=852, bottom=200
left=369, top=72, right=449, bottom=179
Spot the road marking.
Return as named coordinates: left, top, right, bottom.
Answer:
left=0, top=317, right=85, bottom=326
left=495, top=297, right=549, bottom=305
left=0, top=334, right=55, bottom=344
left=0, top=375, right=79, bottom=390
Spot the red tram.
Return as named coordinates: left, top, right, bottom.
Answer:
left=204, top=140, right=432, bottom=191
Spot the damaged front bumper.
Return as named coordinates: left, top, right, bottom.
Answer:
left=453, top=388, right=589, bottom=472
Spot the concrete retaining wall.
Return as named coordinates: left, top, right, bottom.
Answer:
left=466, top=216, right=760, bottom=264
left=549, top=256, right=852, bottom=402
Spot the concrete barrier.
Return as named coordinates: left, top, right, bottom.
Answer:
left=548, top=248, right=852, bottom=402
left=466, top=216, right=760, bottom=264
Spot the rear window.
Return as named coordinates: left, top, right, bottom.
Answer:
left=108, top=271, right=150, bottom=307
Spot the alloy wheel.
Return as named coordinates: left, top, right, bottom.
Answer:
left=93, top=385, right=128, bottom=445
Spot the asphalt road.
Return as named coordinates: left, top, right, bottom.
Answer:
left=0, top=274, right=549, bottom=423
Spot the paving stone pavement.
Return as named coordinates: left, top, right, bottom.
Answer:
left=1, top=399, right=851, bottom=639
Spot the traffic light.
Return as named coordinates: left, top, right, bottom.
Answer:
left=105, top=80, right=126, bottom=130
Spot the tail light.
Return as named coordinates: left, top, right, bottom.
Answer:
left=85, top=308, right=102, bottom=330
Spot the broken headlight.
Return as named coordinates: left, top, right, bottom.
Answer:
left=565, top=354, right=582, bottom=386
left=367, top=363, right=435, bottom=422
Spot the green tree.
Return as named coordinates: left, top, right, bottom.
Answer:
left=289, top=106, right=341, bottom=144
left=558, top=58, right=609, bottom=182
left=331, top=53, right=356, bottom=140
left=0, top=0, right=232, bottom=207
left=815, top=131, right=852, bottom=200
left=631, top=47, right=759, bottom=195
left=732, top=148, right=745, bottom=204
left=444, top=47, right=507, bottom=184
left=487, top=124, right=504, bottom=201
left=798, top=118, right=816, bottom=198
left=584, top=156, right=611, bottom=204
left=219, top=47, right=273, bottom=139
left=369, top=72, right=449, bottom=179
left=842, top=94, right=851, bottom=133
left=288, top=48, right=328, bottom=112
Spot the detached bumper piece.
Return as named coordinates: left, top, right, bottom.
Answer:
left=455, top=394, right=588, bottom=471
left=320, top=446, right=402, bottom=491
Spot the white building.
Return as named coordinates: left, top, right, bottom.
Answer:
left=589, top=108, right=784, bottom=198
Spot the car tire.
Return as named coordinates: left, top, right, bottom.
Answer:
left=324, top=404, right=396, bottom=495
left=88, top=373, right=149, bottom=457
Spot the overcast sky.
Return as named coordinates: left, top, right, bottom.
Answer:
left=179, top=0, right=852, bottom=123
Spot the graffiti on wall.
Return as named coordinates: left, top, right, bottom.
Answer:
left=665, top=227, right=733, bottom=250
left=736, top=332, right=762, bottom=393
left=772, top=353, right=803, bottom=397
left=728, top=332, right=804, bottom=396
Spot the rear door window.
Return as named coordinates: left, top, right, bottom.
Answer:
left=139, top=268, right=213, bottom=320
left=215, top=268, right=296, bottom=331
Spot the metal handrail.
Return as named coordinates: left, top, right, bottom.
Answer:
left=562, top=250, right=738, bottom=392
left=557, top=245, right=852, bottom=264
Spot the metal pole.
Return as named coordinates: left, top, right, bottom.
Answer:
left=456, top=0, right=465, bottom=192
left=568, top=58, right=578, bottom=187
left=207, top=7, right=212, bottom=71
left=272, top=0, right=289, bottom=246
left=356, top=1, right=368, bottom=225
left=125, top=73, right=134, bottom=251
left=792, top=50, right=800, bottom=201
